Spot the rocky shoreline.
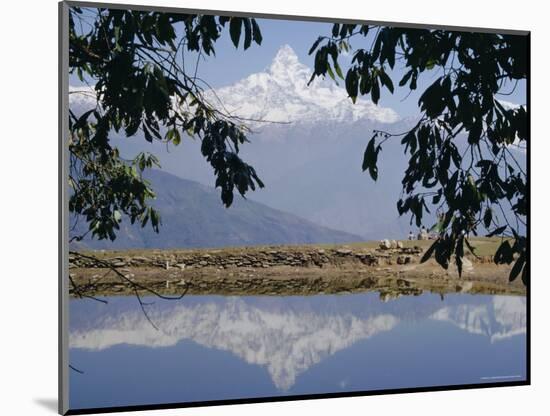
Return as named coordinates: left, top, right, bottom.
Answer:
left=69, top=242, right=526, bottom=298
left=70, top=243, right=425, bottom=270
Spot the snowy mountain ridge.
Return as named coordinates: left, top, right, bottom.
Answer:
left=210, top=44, right=399, bottom=125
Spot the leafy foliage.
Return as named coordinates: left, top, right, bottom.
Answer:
left=309, top=25, right=528, bottom=285
left=68, top=7, right=264, bottom=241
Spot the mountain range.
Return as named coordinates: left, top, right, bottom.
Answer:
left=69, top=45, right=526, bottom=245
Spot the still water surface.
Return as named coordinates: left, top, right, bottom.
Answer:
left=69, top=292, right=526, bottom=410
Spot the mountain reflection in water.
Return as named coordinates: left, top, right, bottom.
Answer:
left=69, top=292, right=526, bottom=410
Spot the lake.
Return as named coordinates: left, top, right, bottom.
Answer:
left=69, top=292, right=527, bottom=410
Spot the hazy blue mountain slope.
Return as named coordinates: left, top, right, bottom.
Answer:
left=70, top=170, right=364, bottom=250
left=245, top=123, right=416, bottom=240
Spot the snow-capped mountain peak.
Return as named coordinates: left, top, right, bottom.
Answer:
left=267, top=44, right=308, bottom=84
left=270, top=44, right=300, bottom=69
left=210, top=45, right=399, bottom=125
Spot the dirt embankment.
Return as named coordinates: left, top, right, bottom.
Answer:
left=69, top=242, right=526, bottom=297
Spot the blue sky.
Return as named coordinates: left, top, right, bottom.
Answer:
left=70, top=9, right=526, bottom=118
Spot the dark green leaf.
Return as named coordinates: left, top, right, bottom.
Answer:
left=229, top=18, right=242, bottom=48
left=371, top=77, right=380, bottom=104
left=378, top=70, right=394, bottom=94
left=483, top=207, right=492, bottom=228
left=345, top=70, right=359, bottom=101
left=399, top=69, right=413, bottom=87
left=509, top=252, right=525, bottom=282
left=521, top=262, right=529, bottom=286
left=309, top=36, right=323, bottom=55
left=487, top=225, right=507, bottom=237
left=494, top=240, right=514, bottom=265
left=421, top=239, right=438, bottom=263
left=251, top=19, right=262, bottom=44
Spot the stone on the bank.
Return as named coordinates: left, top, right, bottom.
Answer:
left=397, top=255, right=412, bottom=265
left=379, top=239, right=392, bottom=250
left=132, top=256, right=148, bottom=262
